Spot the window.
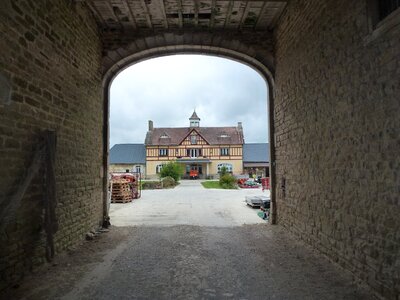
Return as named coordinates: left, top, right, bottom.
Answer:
left=190, top=135, right=197, bottom=144
left=217, top=163, right=233, bottom=173
left=190, top=121, right=199, bottom=127
left=159, top=148, right=168, bottom=156
left=135, top=165, right=141, bottom=173
left=156, top=164, right=164, bottom=173
left=187, top=148, right=201, bottom=158
left=220, top=148, right=230, bottom=156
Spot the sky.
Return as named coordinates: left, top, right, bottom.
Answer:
left=110, top=55, right=269, bottom=147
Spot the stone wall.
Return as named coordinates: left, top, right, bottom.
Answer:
left=274, top=1, right=400, bottom=298
left=0, top=0, right=103, bottom=289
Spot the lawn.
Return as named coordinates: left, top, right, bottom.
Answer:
left=201, top=180, right=237, bottom=189
left=201, top=180, right=221, bottom=189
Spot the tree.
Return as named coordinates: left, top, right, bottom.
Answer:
left=220, top=166, right=228, bottom=177
left=159, top=161, right=184, bottom=182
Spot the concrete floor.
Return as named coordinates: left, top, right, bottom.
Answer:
left=110, top=180, right=269, bottom=227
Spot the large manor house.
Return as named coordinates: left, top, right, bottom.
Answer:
left=110, top=112, right=269, bottom=179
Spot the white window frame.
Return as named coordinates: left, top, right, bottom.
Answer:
left=190, top=135, right=197, bottom=144
left=189, top=148, right=200, bottom=158
left=220, top=147, right=230, bottom=156
left=135, top=165, right=141, bottom=173
left=159, top=148, right=168, bottom=156
left=156, top=164, right=164, bottom=173
left=217, top=163, right=233, bottom=173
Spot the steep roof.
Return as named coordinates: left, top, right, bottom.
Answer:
left=109, top=144, right=146, bottom=164
left=145, top=127, right=244, bottom=146
left=243, top=143, right=269, bottom=163
left=189, top=111, right=200, bottom=120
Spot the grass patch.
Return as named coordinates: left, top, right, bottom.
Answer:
left=201, top=180, right=237, bottom=189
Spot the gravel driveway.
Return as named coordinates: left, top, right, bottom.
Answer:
left=109, top=180, right=269, bottom=227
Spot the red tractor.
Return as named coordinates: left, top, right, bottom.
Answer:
left=189, top=169, right=199, bottom=179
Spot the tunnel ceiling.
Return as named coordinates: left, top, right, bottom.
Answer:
left=84, top=0, right=287, bottom=33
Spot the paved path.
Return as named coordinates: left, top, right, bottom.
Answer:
left=110, top=180, right=269, bottom=227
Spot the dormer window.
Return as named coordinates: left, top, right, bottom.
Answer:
left=160, top=133, right=169, bottom=139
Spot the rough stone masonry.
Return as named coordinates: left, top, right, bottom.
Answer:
left=0, top=0, right=399, bottom=299
left=0, top=0, right=104, bottom=290
left=274, top=1, right=400, bottom=299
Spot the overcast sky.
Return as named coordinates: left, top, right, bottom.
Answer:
left=110, top=55, right=269, bottom=148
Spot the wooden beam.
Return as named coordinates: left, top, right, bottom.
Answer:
left=209, top=0, right=216, bottom=28
left=121, top=0, right=137, bottom=29
left=255, top=1, right=267, bottom=29
left=194, top=0, right=199, bottom=27
left=177, top=0, right=183, bottom=28
left=0, top=142, right=44, bottom=230
left=86, top=0, right=107, bottom=26
left=239, top=1, right=251, bottom=29
left=44, top=130, right=57, bottom=262
left=140, top=0, right=153, bottom=29
left=104, top=0, right=123, bottom=28
left=159, top=0, right=169, bottom=28
left=224, top=1, right=234, bottom=28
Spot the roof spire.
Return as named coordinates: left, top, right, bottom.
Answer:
left=189, top=110, right=200, bottom=127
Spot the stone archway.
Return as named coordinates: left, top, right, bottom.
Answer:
left=101, top=37, right=277, bottom=223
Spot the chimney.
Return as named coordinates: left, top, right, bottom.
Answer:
left=238, top=122, right=244, bottom=143
left=148, top=120, right=153, bottom=131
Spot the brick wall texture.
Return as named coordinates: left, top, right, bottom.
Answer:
left=274, top=1, right=400, bottom=299
left=0, top=0, right=103, bottom=289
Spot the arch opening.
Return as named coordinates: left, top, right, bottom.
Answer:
left=103, top=51, right=277, bottom=225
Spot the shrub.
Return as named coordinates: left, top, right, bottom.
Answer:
left=219, top=174, right=237, bottom=189
left=161, top=176, right=176, bottom=188
left=159, top=161, right=184, bottom=182
left=142, top=181, right=162, bottom=190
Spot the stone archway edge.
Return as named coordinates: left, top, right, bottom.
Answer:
left=101, top=43, right=277, bottom=224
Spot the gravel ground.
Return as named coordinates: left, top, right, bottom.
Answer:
left=2, top=181, right=374, bottom=300
left=110, top=180, right=269, bottom=227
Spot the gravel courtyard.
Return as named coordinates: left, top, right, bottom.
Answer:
left=109, top=180, right=268, bottom=227
left=4, top=181, right=374, bottom=300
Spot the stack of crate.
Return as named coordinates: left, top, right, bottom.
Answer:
left=111, top=179, right=132, bottom=203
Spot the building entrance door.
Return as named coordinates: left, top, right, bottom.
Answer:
left=185, top=164, right=203, bottom=178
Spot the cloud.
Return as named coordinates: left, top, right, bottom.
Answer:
left=110, top=55, right=269, bottom=147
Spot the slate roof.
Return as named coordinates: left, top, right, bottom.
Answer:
left=243, top=143, right=269, bottom=163
left=109, top=144, right=146, bottom=164
left=145, top=127, right=244, bottom=146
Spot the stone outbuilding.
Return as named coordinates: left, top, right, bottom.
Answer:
left=109, top=144, right=146, bottom=176
left=243, top=143, right=270, bottom=178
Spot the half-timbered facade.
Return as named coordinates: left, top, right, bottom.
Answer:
left=145, top=112, right=244, bottom=179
